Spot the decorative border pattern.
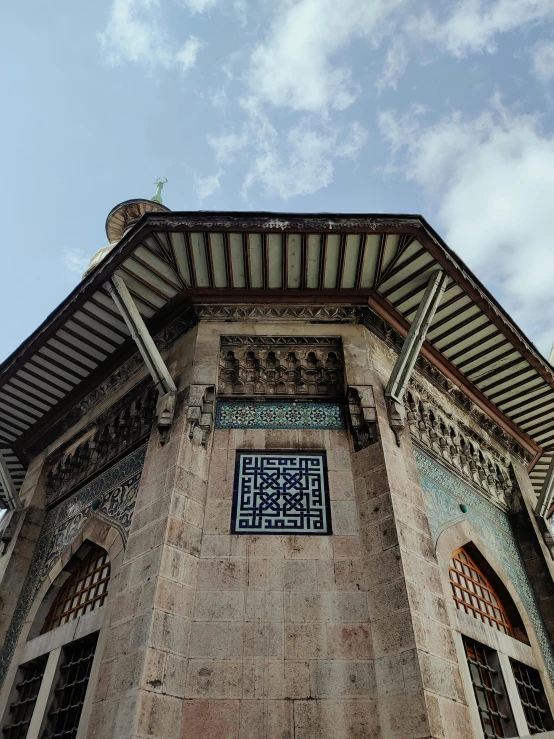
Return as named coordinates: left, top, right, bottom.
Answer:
left=216, top=401, right=345, bottom=430
left=415, top=447, right=554, bottom=680
left=0, top=445, right=146, bottom=685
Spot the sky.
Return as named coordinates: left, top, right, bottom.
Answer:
left=1, top=0, right=554, bottom=362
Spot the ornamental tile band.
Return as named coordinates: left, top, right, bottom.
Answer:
left=415, top=447, right=554, bottom=681
left=216, top=401, right=345, bottom=430
left=0, top=444, right=147, bottom=686
left=232, top=451, right=331, bottom=535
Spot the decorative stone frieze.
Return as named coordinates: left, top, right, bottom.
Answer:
left=347, top=386, right=378, bottom=450
left=218, top=336, right=344, bottom=397
left=45, top=381, right=156, bottom=506
left=187, top=385, right=215, bottom=446
left=406, top=381, right=512, bottom=509
left=362, top=309, right=533, bottom=464
left=196, top=305, right=359, bottom=322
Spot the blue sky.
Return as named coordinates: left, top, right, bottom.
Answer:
left=2, top=0, right=554, bottom=361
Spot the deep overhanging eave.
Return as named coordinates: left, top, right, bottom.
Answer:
left=0, top=210, right=553, bottom=505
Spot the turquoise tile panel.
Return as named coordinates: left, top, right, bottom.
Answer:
left=216, top=400, right=345, bottom=430
left=415, top=447, right=554, bottom=681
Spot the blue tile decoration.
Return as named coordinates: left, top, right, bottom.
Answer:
left=415, top=447, right=554, bottom=681
left=216, top=400, right=345, bottom=430
left=0, top=444, right=146, bottom=686
left=232, top=451, right=331, bottom=534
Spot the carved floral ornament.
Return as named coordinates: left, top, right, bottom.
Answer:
left=405, top=381, right=513, bottom=509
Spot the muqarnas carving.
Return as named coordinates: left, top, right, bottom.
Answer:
left=406, top=382, right=512, bottom=509
left=45, top=381, right=156, bottom=506
left=218, top=337, right=344, bottom=397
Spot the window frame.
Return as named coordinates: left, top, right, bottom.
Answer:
left=462, top=636, right=517, bottom=739
left=450, top=547, right=513, bottom=636
left=510, top=659, right=554, bottom=735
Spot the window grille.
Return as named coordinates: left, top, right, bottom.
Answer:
left=2, top=657, right=47, bottom=738
left=42, top=547, right=110, bottom=634
left=463, top=637, right=515, bottom=738
left=511, top=660, right=554, bottom=734
left=450, top=548, right=512, bottom=635
left=41, top=633, right=98, bottom=739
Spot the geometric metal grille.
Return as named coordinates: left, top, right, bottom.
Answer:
left=232, top=451, right=331, bottom=534
left=511, top=660, right=554, bottom=734
left=42, top=547, right=110, bottom=634
left=2, top=657, right=47, bottom=738
left=450, top=548, right=512, bottom=636
left=463, top=637, right=515, bottom=739
left=40, top=633, right=98, bottom=739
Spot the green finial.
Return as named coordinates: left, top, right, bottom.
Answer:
left=152, top=178, right=168, bottom=204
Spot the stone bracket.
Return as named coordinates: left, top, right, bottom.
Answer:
left=187, top=386, right=215, bottom=447
left=347, top=386, right=378, bottom=451
left=386, top=398, right=406, bottom=447
left=156, top=391, right=177, bottom=446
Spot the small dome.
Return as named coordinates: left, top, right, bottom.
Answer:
left=82, top=244, right=116, bottom=278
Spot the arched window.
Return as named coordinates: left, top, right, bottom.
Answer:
left=449, top=547, right=512, bottom=636
left=41, top=544, right=110, bottom=634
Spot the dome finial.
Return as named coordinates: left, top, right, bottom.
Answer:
left=152, top=177, right=168, bottom=204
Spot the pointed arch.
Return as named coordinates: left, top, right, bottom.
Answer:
left=450, top=546, right=513, bottom=636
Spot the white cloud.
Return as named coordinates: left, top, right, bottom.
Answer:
left=248, top=0, right=406, bottom=114
left=208, top=131, right=248, bottom=163
left=180, top=0, right=218, bottom=12
left=532, top=40, right=554, bottom=82
left=379, top=97, right=554, bottom=354
left=242, top=117, right=368, bottom=199
left=407, top=0, right=554, bottom=58
left=210, top=88, right=228, bottom=107
left=99, top=0, right=205, bottom=70
left=195, top=171, right=222, bottom=199
left=63, top=249, right=90, bottom=276
left=176, top=36, right=203, bottom=72
left=99, top=0, right=171, bottom=67
left=378, top=39, right=409, bottom=92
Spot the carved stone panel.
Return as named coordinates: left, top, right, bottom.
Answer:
left=218, top=336, right=345, bottom=398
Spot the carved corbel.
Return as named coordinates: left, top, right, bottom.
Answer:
left=347, top=386, right=378, bottom=451
left=386, top=398, right=406, bottom=446
left=156, top=391, right=177, bottom=445
left=187, top=386, right=215, bottom=447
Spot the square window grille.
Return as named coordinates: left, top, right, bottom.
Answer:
left=232, top=451, right=331, bottom=535
left=41, top=633, right=98, bottom=739
left=463, top=637, right=516, bottom=738
left=511, top=660, right=554, bottom=734
left=3, top=657, right=47, bottom=739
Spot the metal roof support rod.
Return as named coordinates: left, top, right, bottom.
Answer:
left=0, top=450, right=21, bottom=510
left=107, top=274, right=177, bottom=444
left=385, top=269, right=448, bottom=445
left=536, top=455, right=554, bottom=520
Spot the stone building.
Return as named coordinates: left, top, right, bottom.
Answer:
left=0, top=199, right=554, bottom=739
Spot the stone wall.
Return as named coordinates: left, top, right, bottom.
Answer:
left=3, top=314, right=554, bottom=739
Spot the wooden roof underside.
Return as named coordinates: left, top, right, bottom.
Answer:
left=1, top=212, right=552, bottom=505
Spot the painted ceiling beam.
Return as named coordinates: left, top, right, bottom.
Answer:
left=0, top=450, right=21, bottom=510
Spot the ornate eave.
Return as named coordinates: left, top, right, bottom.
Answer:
left=1, top=210, right=553, bottom=505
